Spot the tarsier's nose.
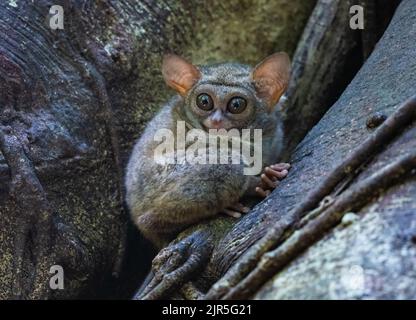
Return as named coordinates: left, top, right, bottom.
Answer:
left=211, top=110, right=223, bottom=122
left=210, top=110, right=224, bottom=128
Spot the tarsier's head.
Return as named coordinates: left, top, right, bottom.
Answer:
left=162, top=53, right=291, bottom=131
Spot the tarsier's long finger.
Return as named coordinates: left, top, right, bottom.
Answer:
left=255, top=187, right=271, bottom=198
left=271, top=163, right=291, bottom=171
left=265, top=167, right=288, bottom=180
left=229, top=203, right=250, bottom=213
left=223, top=209, right=242, bottom=218
left=261, top=173, right=277, bottom=188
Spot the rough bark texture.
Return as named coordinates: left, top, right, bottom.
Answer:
left=281, top=0, right=400, bottom=158
left=144, top=0, right=402, bottom=299
left=0, top=0, right=315, bottom=299
left=254, top=0, right=416, bottom=299
left=281, top=0, right=360, bottom=158
left=139, top=0, right=411, bottom=300
left=2, top=0, right=411, bottom=300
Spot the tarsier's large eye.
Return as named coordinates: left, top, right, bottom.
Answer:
left=196, top=93, right=214, bottom=111
left=227, top=97, right=247, bottom=114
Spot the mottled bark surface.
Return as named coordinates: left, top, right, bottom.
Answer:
left=0, top=0, right=315, bottom=299
left=2, top=0, right=412, bottom=300
left=281, top=0, right=400, bottom=158
left=254, top=0, right=416, bottom=299
left=188, top=0, right=415, bottom=299
left=149, top=0, right=404, bottom=299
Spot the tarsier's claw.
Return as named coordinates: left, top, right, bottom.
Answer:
left=223, top=209, right=242, bottom=218
left=231, top=203, right=250, bottom=213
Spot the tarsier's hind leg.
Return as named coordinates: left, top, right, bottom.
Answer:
left=135, top=210, right=192, bottom=249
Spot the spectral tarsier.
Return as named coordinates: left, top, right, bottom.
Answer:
left=125, top=53, right=291, bottom=248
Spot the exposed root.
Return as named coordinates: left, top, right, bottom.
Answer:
left=223, top=150, right=416, bottom=299
left=205, top=95, right=416, bottom=299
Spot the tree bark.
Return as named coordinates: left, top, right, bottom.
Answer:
left=138, top=0, right=416, bottom=300
left=0, top=0, right=315, bottom=299
left=254, top=0, right=416, bottom=299
left=203, top=0, right=416, bottom=299
left=2, top=0, right=410, bottom=300
left=281, top=0, right=400, bottom=158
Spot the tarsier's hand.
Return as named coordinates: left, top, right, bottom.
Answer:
left=256, top=163, right=291, bottom=198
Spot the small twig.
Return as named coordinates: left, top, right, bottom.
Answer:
left=205, top=95, right=416, bottom=299
left=223, top=150, right=416, bottom=299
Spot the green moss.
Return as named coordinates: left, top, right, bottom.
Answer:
left=187, top=0, right=316, bottom=65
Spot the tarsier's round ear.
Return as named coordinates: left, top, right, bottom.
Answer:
left=251, top=52, right=291, bottom=110
left=162, top=54, right=201, bottom=96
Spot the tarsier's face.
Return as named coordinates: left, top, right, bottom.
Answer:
left=193, top=90, right=250, bottom=130
left=162, top=53, right=291, bottom=131
left=186, top=66, right=257, bottom=130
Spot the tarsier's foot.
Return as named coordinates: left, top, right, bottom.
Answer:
left=223, top=202, right=250, bottom=218
left=256, top=163, right=291, bottom=198
left=134, top=230, right=212, bottom=300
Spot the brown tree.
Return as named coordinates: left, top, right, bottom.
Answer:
left=1, top=0, right=412, bottom=300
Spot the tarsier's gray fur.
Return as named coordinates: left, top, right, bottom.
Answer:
left=125, top=60, right=284, bottom=248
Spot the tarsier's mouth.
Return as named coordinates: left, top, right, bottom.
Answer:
left=202, top=118, right=237, bottom=131
left=203, top=123, right=236, bottom=131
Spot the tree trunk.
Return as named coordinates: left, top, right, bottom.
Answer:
left=138, top=0, right=415, bottom=300
left=0, top=0, right=315, bottom=299
left=254, top=0, right=416, bottom=299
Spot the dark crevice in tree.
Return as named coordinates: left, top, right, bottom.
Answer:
left=359, top=0, right=401, bottom=60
